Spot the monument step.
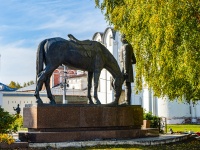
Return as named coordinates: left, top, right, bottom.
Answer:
left=19, top=129, right=159, bottom=143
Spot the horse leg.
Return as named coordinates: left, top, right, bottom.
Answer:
left=34, top=71, right=46, bottom=104
left=106, top=78, right=121, bottom=106
left=87, top=71, right=94, bottom=104
left=34, top=66, right=57, bottom=104
left=93, top=70, right=101, bottom=104
left=45, top=74, right=56, bottom=104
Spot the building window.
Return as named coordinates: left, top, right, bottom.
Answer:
left=109, top=35, right=112, bottom=46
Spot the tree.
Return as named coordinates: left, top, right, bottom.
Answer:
left=8, top=81, right=21, bottom=89
left=95, top=0, right=200, bottom=102
left=27, top=80, right=34, bottom=86
left=0, top=107, right=18, bottom=133
left=23, top=80, right=35, bottom=87
left=23, top=82, right=27, bottom=87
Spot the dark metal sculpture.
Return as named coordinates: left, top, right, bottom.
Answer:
left=119, top=34, right=136, bottom=105
left=13, top=104, right=21, bottom=114
left=34, top=34, right=123, bottom=105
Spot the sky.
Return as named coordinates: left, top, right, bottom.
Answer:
left=0, top=0, right=109, bottom=85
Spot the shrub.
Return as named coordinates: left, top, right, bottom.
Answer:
left=0, top=107, right=20, bottom=133
left=0, top=107, right=24, bottom=145
left=0, top=134, right=15, bottom=145
left=143, top=110, right=159, bottom=128
left=12, top=115, right=23, bottom=131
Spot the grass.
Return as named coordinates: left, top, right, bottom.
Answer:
left=167, top=124, right=200, bottom=133
left=18, top=128, right=28, bottom=131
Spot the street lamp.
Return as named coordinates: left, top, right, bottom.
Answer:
left=62, top=65, right=68, bottom=104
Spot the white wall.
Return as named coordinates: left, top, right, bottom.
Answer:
left=195, top=101, right=200, bottom=117
left=0, top=92, right=2, bottom=106
left=104, top=28, right=115, bottom=103
left=157, top=97, right=191, bottom=124
left=2, top=92, right=49, bottom=116
left=98, top=69, right=107, bottom=104
left=68, top=77, right=87, bottom=90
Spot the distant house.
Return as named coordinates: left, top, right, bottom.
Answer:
left=50, top=68, right=88, bottom=104
left=1, top=67, right=88, bottom=116
left=0, top=83, right=49, bottom=116
left=0, top=82, right=17, bottom=92
left=0, top=82, right=17, bottom=107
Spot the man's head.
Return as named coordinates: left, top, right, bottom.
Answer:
left=121, top=34, right=128, bottom=43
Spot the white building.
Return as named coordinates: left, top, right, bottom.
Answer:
left=93, top=27, right=200, bottom=124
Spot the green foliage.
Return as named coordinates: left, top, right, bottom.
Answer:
left=0, top=107, right=21, bottom=133
left=95, top=0, right=200, bottom=102
left=143, top=110, right=159, bottom=128
left=8, top=80, right=35, bottom=89
left=23, top=80, right=34, bottom=87
left=0, top=134, right=15, bottom=144
left=12, top=115, right=23, bottom=131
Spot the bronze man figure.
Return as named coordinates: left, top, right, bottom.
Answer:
left=13, top=104, right=21, bottom=115
left=120, top=34, right=136, bottom=105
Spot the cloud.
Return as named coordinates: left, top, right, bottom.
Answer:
left=0, top=41, right=36, bottom=85
left=0, top=0, right=109, bottom=85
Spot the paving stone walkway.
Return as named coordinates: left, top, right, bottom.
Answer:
left=27, top=134, right=191, bottom=148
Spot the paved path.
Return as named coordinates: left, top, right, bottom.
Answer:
left=26, top=134, right=191, bottom=148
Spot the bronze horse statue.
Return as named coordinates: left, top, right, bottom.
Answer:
left=34, top=34, right=124, bottom=105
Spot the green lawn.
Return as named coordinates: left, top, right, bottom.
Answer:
left=167, top=124, right=200, bottom=133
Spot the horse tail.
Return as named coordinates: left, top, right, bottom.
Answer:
left=36, top=40, right=47, bottom=77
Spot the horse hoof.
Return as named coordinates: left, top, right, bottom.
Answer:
left=49, top=100, right=56, bottom=105
left=88, top=100, right=94, bottom=105
left=94, top=100, right=101, bottom=105
left=120, top=101, right=129, bottom=106
left=36, top=99, right=43, bottom=105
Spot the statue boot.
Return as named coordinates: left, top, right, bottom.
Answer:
left=121, top=85, right=131, bottom=105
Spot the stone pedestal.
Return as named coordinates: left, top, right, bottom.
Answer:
left=19, top=104, right=158, bottom=143
left=142, top=120, right=151, bottom=129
